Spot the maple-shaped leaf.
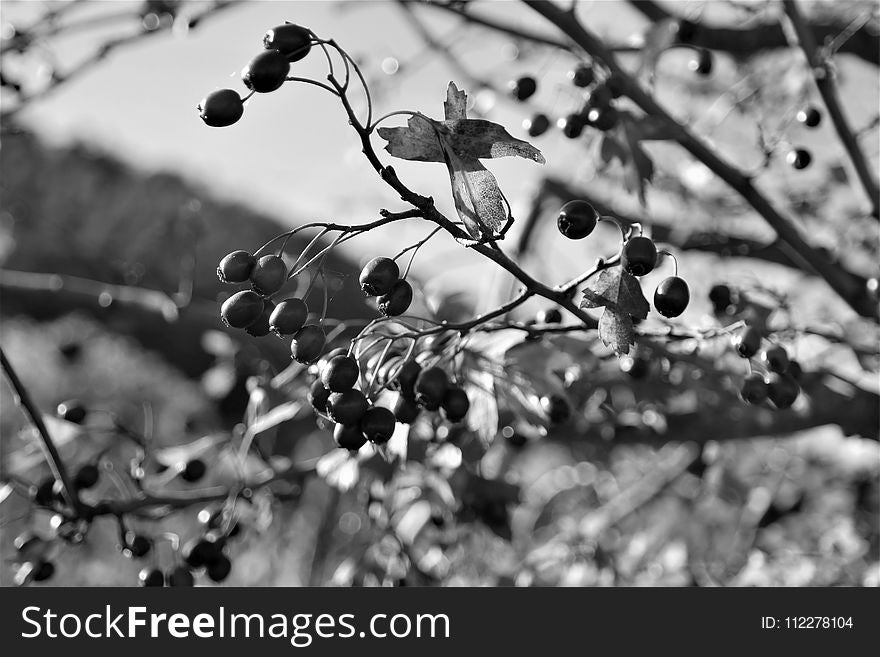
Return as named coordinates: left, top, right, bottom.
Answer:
left=598, top=308, right=636, bottom=356
left=441, top=137, right=510, bottom=238
left=580, top=267, right=650, bottom=320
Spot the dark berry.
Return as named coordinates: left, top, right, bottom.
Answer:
left=395, top=360, right=422, bottom=399
left=654, top=276, right=690, bottom=318
left=797, top=106, right=821, bottom=128
left=269, top=298, right=308, bottom=336
left=322, top=355, right=360, bottom=392
left=586, top=83, right=613, bottom=109
left=537, top=307, right=563, bottom=324
left=360, top=406, right=397, bottom=444
left=557, top=200, right=598, bottom=239
left=787, top=148, right=811, bottom=170
left=73, top=463, right=99, bottom=489
left=414, top=367, right=449, bottom=411
left=541, top=394, right=571, bottom=424
left=586, top=105, right=618, bottom=131
left=181, top=458, right=207, bottom=483
left=183, top=537, right=222, bottom=568
left=557, top=113, right=586, bottom=139
left=33, top=478, right=59, bottom=507
left=221, top=290, right=264, bottom=329
left=263, top=23, right=311, bottom=62
left=620, top=355, right=650, bottom=379
left=441, top=386, right=470, bottom=423
left=308, top=379, right=332, bottom=414
left=139, top=567, right=165, bottom=587
left=32, top=560, right=55, bottom=582
left=509, top=76, right=537, bottom=101
left=740, top=373, right=769, bottom=405
left=621, top=236, right=657, bottom=276
left=207, top=554, right=232, bottom=582
left=359, top=257, right=400, bottom=296
left=242, top=49, right=290, bottom=93
left=733, top=326, right=762, bottom=358
left=124, top=533, right=152, bottom=558
left=523, top=113, right=550, bottom=137
left=57, top=400, right=87, bottom=424
left=334, top=422, right=368, bottom=450
left=761, top=345, right=790, bottom=373
left=689, top=49, right=713, bottom=75
left=291, top=324, right=326, bottom=363
left=245, top=299, right=275, bottom=337
left=216, top=250, right=255, bottom=283
left=787, top=360, right=804, bottom=381
left=249, top=254, right=287, bottom=295
left=568, top=63, right=594, bottom=87
left=708, top=284, right=733, bottom=314
left=377, top=279, right=413, bottom=317
left=166, top=565, right=195, bottom=587
left=503, top=426, right=528, bottom=448
left=327, top=389, right=369, bottom=425
left=393, top=395, right=421, bottom=424
left=677, top=18, right=697, bottom=43
left=767, top=373, right=800, bottom=409
left=605, top=74, right=625, bottom=98
left=198, top=89, right=244, bottom=127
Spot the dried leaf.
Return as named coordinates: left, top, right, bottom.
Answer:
left=442, top=140, right=510, bottom=238
left=580, top=267, right=650, bottom=320
left=598, top=307, right=636, bottom=356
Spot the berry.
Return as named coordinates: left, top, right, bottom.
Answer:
left=620, top=355, right=650, bottom=379
left=198, top=89, right=244, bottom=127
left=621, top=236, right=657, bottom=276
left=73, top=463, right=99, bottom=489
left=32, top=560, right=55, bottom=582
left=557, top=200, right=598, bottom=239
left=377, top=279, right=413, bottom=317
left=166, top=565, right=195, bottom=587
left=523, top=113, right=550, bottom=137
left=245, top=299, right=275, bottom=337
left=250, top=254, right=287, bottom=295
left=207, top=554, right=232, bottom=582
left=393, top=395, right=421, bottom=424
left=586, top=105, right=618, bottom=131
left=263, top=23, right=311, bottom=62
left=359, top=257, right=400, bottom=296
left=181, top=458, right=206, bottom=483
left=124, top=533, right=152, bottom=558
left=605, top=74, right=625, bottom=98
left=537, top=307, right=563, bottom=324
left=221, top=290, right=264, bottom=329
left=217, top=250, right=255, bottom=283
left=395, top=360, right=422, bottom=399
left=333, top=422, right=367, bottom=451
left=541, top=394, right=571, bottom=424
left=767, top=373, right=800, bottom=409
left=242, top=49, right=290, bottom=93
left=654, top=276, right=690, bottom=318
left=787, top=148, right=811, bottom=170
left=761, top=345, right=790, bottom=373
left=327, top=390, right=369, bottom=425
left=557, top=113, right=586, bottom=139
left=740, top=373, right=769, bottom=405
left=57, top=400, right=87, bottom=424
left=414, top=367, right=449, bottom=411
left=797, top=106, right=821, bottom=128
left=708, top=284, right=733, bottom=314
left=322, top=355, right=360, bottom=392
left=568, top=63, right=594, bottom=87
left=139, top=567, right=165, bottom=587
left=269, top=298, right=308, bottom=336
left=308, top=379, right=332, bottom=414
left=689, top=49, right=713, bottom=75
left=504, top=427, right=528, bottom=448
left=33, top=478, right=59, bottom=507
left=183, top=537, right=222, bottom=568
left=441, top=386, right=470, bottom=423
left=586, top=83, right=613, bottom=109
left=733, top=326, right=762, bottom=358
left=291, top=325, right=326, bottom=363
left=360, top=407, right=397, bottom=444
left=508, top=76, right=537, bottom=101
left=787, top=360, right=804, bottom=381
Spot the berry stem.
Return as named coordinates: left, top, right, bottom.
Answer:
left=658, top=250, right=679, bottom=277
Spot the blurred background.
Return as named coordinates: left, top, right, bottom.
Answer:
left=1, top=0, right=878, bottom=587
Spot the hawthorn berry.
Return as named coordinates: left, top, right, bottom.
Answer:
left=291, top=324, right=326, bottom=363
left=586, top=105, right=618, bottom=131
left=537, top=307, right=563, bottom=324
left=57, top=400, right=87, bottom=424
left=245, top=299, right=275, bottom=337
left=787, top=148, right=811, bottom=170
left=124, top=533, right=152, bottom=558
left=250, top=254, right=287, bottom=295
left=393, top=395, right=421, bottom=424
left=269, top=298, right=308, bottom=336
left=181, top=458, right=207, bottom=483
left=308, top=379, right=332, bottom=414
left=332, top=422, right=366, bottom=451
left=797, top=106, right=821, bottom=128
left=263, top=23, right=312, bottom=62
left=541, top=394, right=571, bottom=424
left=207, top=554, right=233, bottom=582
left=221, top=290, right=264, bottom=329
left=33, top=478, right=59, bottom=507
left=414, top=367, right=449, bottom=411
left=557, top=200, right=598, bottom=240
left=605, top=74, right=625, bottom=98
left=568, top=63, right=594, bottom=87
left=322, top=355, right=360, bottom=392
left=708, top=283, right=733, bottom=314
left=621, top=236, right=657, bottom=276
left=586, top=83, right=613, bottom=110
left=139, top=567, right=165, bottom=587
left=740, top=372, right=769, bottom=405
left=73, top=463, right=99, bottom=490
left=198, top=89, right=244, bottom=127
left=654, top=276, right=690, bottom=318
left=441, top=386, right=470, bottom=423
left=166, top=565, right=195, bottom=587
left=733, top=326, right=762, bottom=358
left=767, top=373, right=800, bottom=409
left=183, top=537, right=222, bottom=568
left=557, top=113, right=586, bottom=139
left=509, top=76, right=537, bottom=101
left=32, top=559, right=55, bottom=582
left=523, top=113, right=550, bottom=137
left=761, top=345, right=790, bottom=373
left=359, top=257, right=400, bottom=296
left=377, top=279, right=413, bottom=317
left=787, top=360, right=804, bottom=381
left=327, top=390, right=369, bottom=425
left=689, top=49, right=713, bottom=76
left=242, top=49, right=290, bottom=93
left=395, top=360, right=422, bottom=399
left=217, top=250, right=256, bottom=283
left=620, top=355, right=650, bottom=379
left=360, top=406, right=397, bottom=444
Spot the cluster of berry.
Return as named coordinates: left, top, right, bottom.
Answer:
left=787, top=105, right=822, bottom=170
left=359, top=257, right=413, bottom=317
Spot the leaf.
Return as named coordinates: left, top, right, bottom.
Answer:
left=580, top=268, right=650, bottom=320
left=636, top=18, right=678, bottom=81
left=444, top=81, right=467, bottom=120
left=598, top=133, right=628, bottom=166
left=442, top=140, right=510, bottom=239
left=598, top=308, right=636, bottom=356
